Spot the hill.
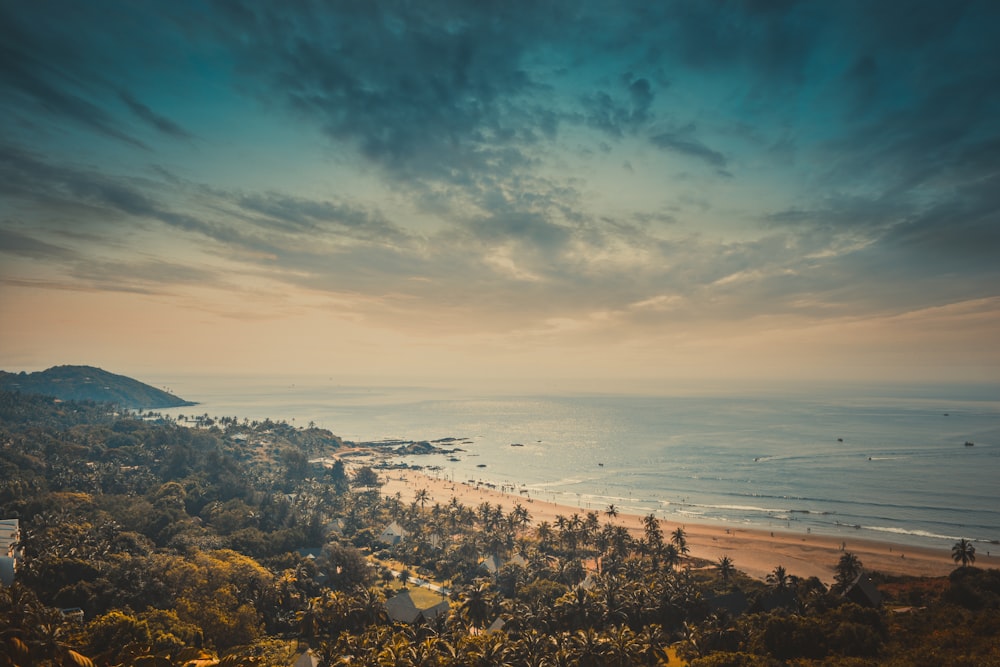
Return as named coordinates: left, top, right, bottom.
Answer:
left=0, top=365, right=195, bottom=408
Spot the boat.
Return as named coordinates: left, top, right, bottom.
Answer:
left=510, top=443, right=524, bottom=447
left=965, top=441, right=975, bottom=447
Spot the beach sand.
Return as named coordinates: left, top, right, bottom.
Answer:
left=377, top=468, right=961, bottom=584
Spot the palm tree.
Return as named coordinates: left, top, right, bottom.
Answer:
left=555, top=585, right=600, bottom=630
left=635, top=624, right=669, bottom=666
left=834, top=551, right=863, bottom=590
left=510, top=629, right=555, bottom=667
left=605, top=504, right=619, bottom=520
left=458, top=581, right=496, bottom=629
left=642, top=514, right=663, bottom=556
left=535, top=521, right=554, bottom=550
left=952, top=538, right=976, bottom=568
left=671, top=526, right=689, bottom=556
left=511, top=503, right=531, bottom=533
left=661, top=543, right=681, bottom=570
left=716, top=555, right=735, bottom=584
left=605, top=624, right=641, bottom=667
left=415, top=488, right=430, bottom=510
left=766, top=565, right=789, bottom=590
left=568, top=628, right=610, bottom=667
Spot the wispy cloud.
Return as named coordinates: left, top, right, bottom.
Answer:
left=118, top=90, right=194, bottom=141
left=1, top=0, right=998, bottom=379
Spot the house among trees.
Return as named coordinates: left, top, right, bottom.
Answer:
left=378, top=521, right=408, bottom=546
left=480, top=552, right=527, bottom=576
left=841, top=571, right=883, bottom=607
left=384, top=589, right=450, bottom=624
left=0, top=518, right=20, bottom=587
left=324, top=517, right=345, bottom=537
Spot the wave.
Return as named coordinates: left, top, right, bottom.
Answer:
left=694, top=503, right=790, bottom=514
left=862, top=525, right=977, bottom=543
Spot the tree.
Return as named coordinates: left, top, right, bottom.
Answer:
left=415, top=488, right=430, bottom=510
left=952, top=538, right=976, bottom=568
left=605, top=504, right=619, bottom=520
left=458, top=581, right=496, bottom=629
left=535, top=521, right=554, bottom=550
left=671, top=526, right=689, bottom=556
left=510, top=503, right=531, bottom=533
left=834, top=552, right=863, bottom=590
left=351, top=466, right=381, bottom=493
left=716, top=555, right=735, bottom=584
left=767, top=565, right=790, bottom=591
left=642, top=514, right=663, bottom=557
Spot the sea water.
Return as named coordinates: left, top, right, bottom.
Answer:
left=156, top=376, right=1000, bottom=551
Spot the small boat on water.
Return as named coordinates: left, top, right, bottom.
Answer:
left=510, top=443, right=524, bottom=447
left=965, top=441, right=975, bottom=447
left=477, top=463, right=487, bottom=467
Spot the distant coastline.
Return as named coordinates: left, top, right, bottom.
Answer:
left=0, top=365, right=195, bottom=409
left=156, top=376, right=1000, bottom=553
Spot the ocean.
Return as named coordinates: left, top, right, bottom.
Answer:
left=156, top=376, right=1000, bottom=552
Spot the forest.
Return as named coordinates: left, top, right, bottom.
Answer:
left=1, top=389, right=998, bottom=666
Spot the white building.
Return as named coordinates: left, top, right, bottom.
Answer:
left=0, top=519, right=20, bottom=587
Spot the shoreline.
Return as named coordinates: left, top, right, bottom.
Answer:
left=377, top=467, right=969, bottom=584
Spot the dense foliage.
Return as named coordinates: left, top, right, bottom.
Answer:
left=0, top=366, right=194, bottom=409
left=1, top=390, right=998, bottom=666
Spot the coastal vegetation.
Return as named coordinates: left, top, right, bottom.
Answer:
left=0, top=366, right=194, bottom=409
left=1, top=389, right=998, bottom=665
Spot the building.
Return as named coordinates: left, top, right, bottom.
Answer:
left=384, top=590, right=450, bottom=624
left=378, top=521, right=408, bottom=546
left=842, top=571, right=883, bottom=608
left=0, top=519, right=21, bottom=587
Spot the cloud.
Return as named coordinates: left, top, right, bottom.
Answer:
left=0, top=143, right=155, bottom=217
left=234, top=192, right=412, bottom=245
left=0, top=227, right=77, bottom=261
left=212, top=1, right=564, bottom=185
left=118, top=90, right=195, bottom=141
left=650, top=127, right=727, bottom=169
left=581, top=75, right=656, bottom=138
left=1, top=0, right=998, bottom=358
left=0, top=43, right=147, bottom=150
left=0, top=6, right=150, bottom=149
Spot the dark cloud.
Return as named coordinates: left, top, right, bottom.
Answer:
left=581, top=75, right=655, bottom=138
left=632, top=0, right=815, bottom=82
left=0, top=227, right=76, bottom=261
left=235, top=192, right=412, bottom=244
left=0, top=42, right=147, bottom=150
left=0, top=5, right=153, bottom=149
left=650, top=128, right=727, bottom=169
left=211, top=1, right=569, bottom=184
left=0, top=143, right=157, bottom=217
left=0, top=142, right=250, bottom=253
left=1, top=0, right=998, bottom=337
left=118, top=91, right=194, bottom=141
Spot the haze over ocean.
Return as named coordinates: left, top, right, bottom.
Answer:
left=158, top=376, right=1000, bottom=552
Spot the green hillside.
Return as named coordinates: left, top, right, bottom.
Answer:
left=0, top=365, right=195, bottom=408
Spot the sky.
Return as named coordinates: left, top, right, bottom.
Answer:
left=2, top=0, right=999, bottom=392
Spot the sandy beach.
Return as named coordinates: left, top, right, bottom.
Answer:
left=377, top=467, right=965, bottom=584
